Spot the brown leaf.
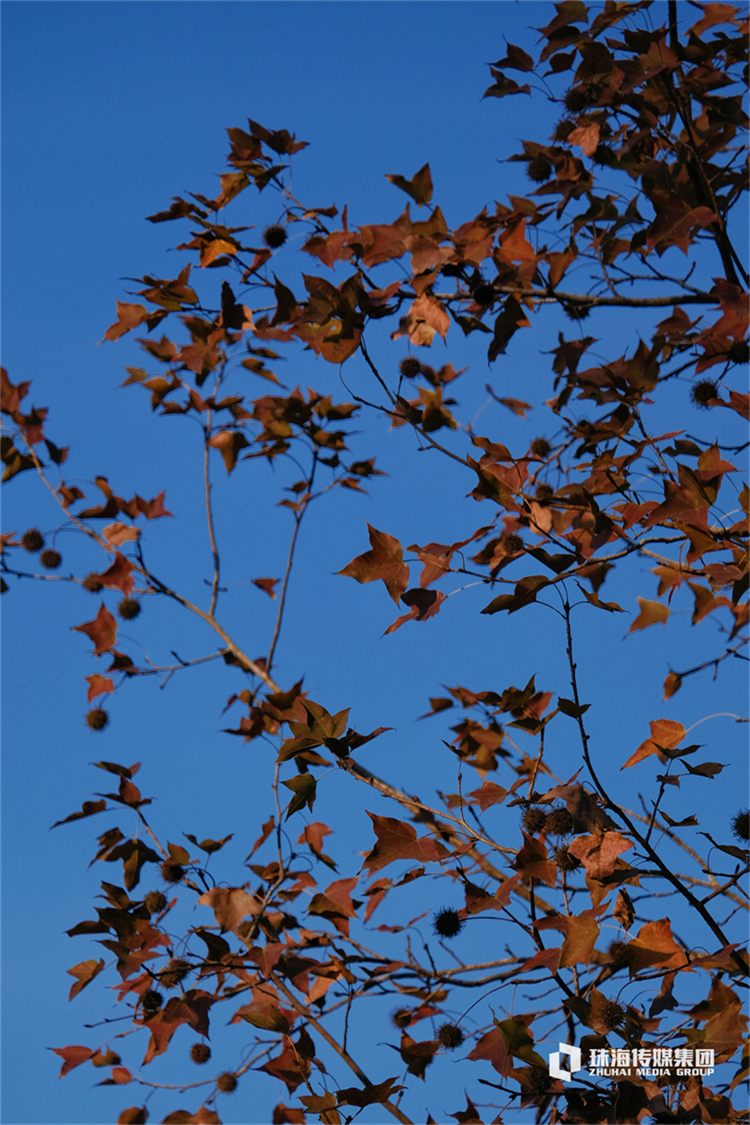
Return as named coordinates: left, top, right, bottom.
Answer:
left=338, top=524, right=410, bottom=604
left=253, top=577, right=279, bottom=599
left=94, top=551, right=135, bottom=597
left=85, top=674, right=115, bottom=702
left=49, top=1045, right=96, bottom=1077
left=627, top=918, right=689, bottom=976
left=567, top=832, right=633, bottom=880
left=622, top=718, right=686, bottom=770
left=385, top=164, right=433, bottom=206
left=72, top=604, right=118, bottom=655
left=102, top=522, right=140, bottom=548
left=628, top=597, right=669, bottom=633
left=362, top=813, right=450, bottom=874
left=385, top=588, right=446, bottom=634
left=196, top=886, right=260, bottom=932
left=67, top=959, right=105, bottom=1001
left=467, top=781, right=508, bottom=811
left=207, top=430, right=250, bottom=473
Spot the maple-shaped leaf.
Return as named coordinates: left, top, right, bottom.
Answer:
left=51, top=799, right=107, bottom=828
left=197, top=886, right=260, bottom=932
left=253, top=577, right=278, bottom=599
left=468, top=781, right=508, bottom=811
left=207, top=430, right=250, bottom=472
left=627, top=918, right=689, bottom=976
left=102, top=522, right=140, bottom=548
left=392, top=294, right=450, bottom=347
left=513, top=832, right=557, bottom=887
left=85, top=674, right=115, bottom=703
left=385, top=164, right=433, bottom=206
left=567, top=832, right=633, bottom=880
left=307, top=876, right=360, bottom=937
left=536, top=908, right=604, bottom=967
left=116, top=1106, right=147, bottom=1124
left=385, top=588, right=445, bottom=634
left=93, top=551, right=135, bottom=597
left=399, top=1032, right=439, bottom=1080
left=72, top=604, right=118, bottom=656
left=628, top=597, right=669, bottom=633
left=338, top=524, right=410, bottom=604
left=646, top=193, right=717, bottom=256
left=104, top=301, right=151, bottom=342
left=337, top=1077, right=404, bottom=1109
left=259, top=1032, right=313, bottom=1094
left=135, top=491, right=173, bottom=519
left=49, top=1044, right=96, bottom=1077
left=67, top=959, right=105, bottom=1001
left=622, top=718, right=686, bottom=770
left=362, top=812, right=450, bottom=874
left=0, top=367, right=30, bottom=415
left=690, top=979, right=748, bottom=1063
left=282, top=773, right=317, bottom=818
left=468, top=1018, right=546, bottom=1078
left=518, top=947, right=562, bottom=975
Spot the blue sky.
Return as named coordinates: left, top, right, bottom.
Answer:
left=2, top=3, right=747, bottom=1124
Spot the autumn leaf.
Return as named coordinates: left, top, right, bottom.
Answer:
left=338, top=524, right=410, bottom=604
left=196, top=886, right=260, bottom=932
left=104, top=301, right=150, bottom=342
left=567, top=832, right=633, bottom=880
left=94, top=551, right=135, bottom=596
left=102, top=522, right=140, bottom=548
left=622, top=718, right=686, bottom=770
left=207, top=430, right=250, bottom=472
left=49, top=1045, right=96, bottom=1077
left=67, top=959, right=105, bottom=1001
left=468, top=1018, right=546, bottom=1078
left=72, top=605, right=118, bottom=656
left=362, top=813, right=451, bottom=874
left=385, top=164, right=433, bottom=206
left=385, top=588, right=445, bottom=634
left=628, top=597, right=669, bottom=633
left=627, top=918, right=689, bottom=976
left=85, top=674, right=115, bottom=702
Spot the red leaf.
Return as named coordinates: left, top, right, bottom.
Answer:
left=338, top=524, right=410, bottom=605
left=85, top=674, right=115, bottom=702
left=362, top=813, right=451, bottom=873
left=72, top=605, right=118, bottom=655
left=94, top=551, right=135, bottom=596
left=49, top=1045, right=96, bottom=1077
left=253, top=577, right=279, bottom=599
left=135, top=491, right=173, bottom=519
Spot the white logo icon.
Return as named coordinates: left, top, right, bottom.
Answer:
left=548, top=1042, right=582, bottom=1082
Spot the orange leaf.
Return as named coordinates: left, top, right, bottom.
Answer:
left=67, top=959, right=105, bottom=1001
left=104, top=301, right=149, bottom=342
left=622, top=718, right=686, bottom=769
left=628, top=597, right=669, bottom=632
left=338, top=524, right=410, bottom=605
left=627, top=918, right=689, bottom=976
left=72, top=604, right=118, bottom=655
left=102, top=522, right=140, bottom=548
left=85, top=674, right=115, bottom=702
left=567, top=832, right=632, bottom=880
left=197, top=886, right=260, bottom=932
left=94, top=551, right=135, bottom=596
left=385, top=164, right=433, bottom=206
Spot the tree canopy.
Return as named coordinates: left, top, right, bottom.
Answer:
left=2, top=2, right=748, bottom=1124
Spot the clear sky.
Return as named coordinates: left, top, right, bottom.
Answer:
left=2, top=3, right=747, bottom=1124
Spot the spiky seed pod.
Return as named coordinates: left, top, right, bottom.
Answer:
left=399, top=356, right=422, bottom=379
left=564, top=301, right=592, bottom=321
left=118, top=597, right=141, bottom=620
left=546, top=808, right=575, bottom=837
left=82, top=573, right=104, bottom=592
left=190, top=1043, right=212, bottom=1065
left=527, top=154, right=553, bottom=182
left=141, top=989, right=163, bottom=1015
left=262, top=224, right=287, bottom=249
left=437, top=1022, right=465, bottom=1050
left=160, top=861, right=186, bottom=884
left=502, top=532, right=524, bottom=555
left=144, top=891, right=167, bottom=915
left=530, top=437, right=551, bottom=458
left=522, top=806, right=548, bottom=835
left=432, top=907, right=464, bottom=939
left=602, top=1000, right=627, bottom=1030
left=86, top=708, right=109, bottom=731
left=40, top=549, right=61, bottom=569
left=564, top=86, right=591, bottom=113
left=527, top=1068, right=553, bottom=1094
left=159, top=958, right=192, bottom=989
left=472, top=282, right=496, bottom=307
left=554, top=119, right=575, bottom=141
left=391, top=1008, right=413, bottom=1029
left=730, top=339, right=749, bottom=364
left=21, top=529, right=45, bottom=552
left=217, top=1072, right=238, bottom=1093
left=555, top=846, right=581, bottom=872
left=536, top=483, right=555, bottom=502
left=593, top=143, right=615, bottom=166
left=691, top=379, right=719, bottom=408
left=731, top=809, right=750, bottom=842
